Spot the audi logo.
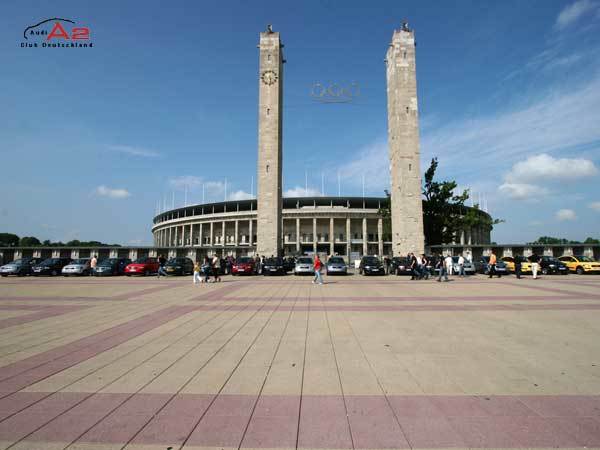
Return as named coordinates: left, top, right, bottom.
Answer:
left=310, top=82, right=360, bottom=103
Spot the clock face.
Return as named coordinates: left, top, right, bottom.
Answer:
left=261, top=70, right=278, bottom=85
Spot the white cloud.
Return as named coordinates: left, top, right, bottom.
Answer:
left=505, top=153, right=598, bottom=183
left=421, top=74, right=600, bottom=178
left=128, top=239, right=143, bottom=245
left=166, top=176, right=254, bottom=203
left=498, top=183, right=549, bottom=200
left=228, top=190, right=254, bottom=200
left=94, top=185, right=131, bottom=199
left=589, top=201, right=600, bottom=211
left=334, top=140, right=390, bottom=194
left=168, top=175, right=204, bottom=190
left=108, top=144, right=161, bottom=158
left=284, top=186, right=322, bottom=197
left=555, top=208, right=577, bottom=221
left=555, top=0, right=598, bottom=29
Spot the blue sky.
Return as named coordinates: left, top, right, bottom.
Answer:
left=1, top=0, right=599, bottom=245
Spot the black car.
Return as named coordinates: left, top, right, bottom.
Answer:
left=93, top=258, right=131, bottom=276
left=165, top=257, right=195, bottom=275
left=474, top=256, right=507, bottom=276
left=390, top=257, right=412, bottom=275
left=31, top=258, right=71, bottom=276
left=262, top=257, right=286, bottom=275
left=0, top=257, right=43, bottom=276
left=538, top=256, right=569, bottom=275
left=283, top=257, right=296, bottom=273
left=359, top=256, right=384, bottom=275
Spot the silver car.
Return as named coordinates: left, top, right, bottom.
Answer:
left=451, top=256, right=475, bottom=275
left=294, top=257, right=314, bottom=275
left=62, top=258, right=91, bottom=276
left=326, top=256, right=348, bottom=275
left=0, top=258, right=42, bottom=277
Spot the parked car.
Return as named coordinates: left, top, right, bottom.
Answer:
left=326, top=256, right=348, bottom=275
left=93, top=258, right=131, bottom=276
left=232, top=256, right=256, bottom=275
left=31, top=258, right=71, bottom=276
left=164, top=257, right=194, bottom=275
left=558, top=255, right=600, bottom=275
left=124, top=257, right=160, bottom=276
left=294, top=257, right=314, bottom=275
left=283, top=257, right=296, bottom=273
left=0, top=257, right=43, bottom=277
left=537, top=256, right=569, bottom=275
left=501, top=256, right=532, bottom=274
left=62, top=258, right=91, bottom=276
left=359, top=256, right=384, bottom=275
left=390, top=256, right=412, bottom=276
left=262, top=257, right=286, bottom=275
left=451, top=256, right=475, bottom=275
left=474, top=256, right=508, bottom=276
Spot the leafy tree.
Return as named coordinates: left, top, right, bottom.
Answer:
left=530, top=236, right=582, bottom=245
left=19, top=236, right=41, bottom=246
left=0, top=233, right=19, bottom=247
left=584, top=237, right=600, bottom=244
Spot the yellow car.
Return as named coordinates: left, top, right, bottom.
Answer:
left=558, top=256, right=600, bottom=275
left=501, top=256, right=532, bottom=274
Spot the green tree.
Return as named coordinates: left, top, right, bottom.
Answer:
left=584, top=237, right=600, bottom=244
left=530, top=236, right=582, bottom=245
left=0, top=233, right=20, bottom=247
left=19, top=236, right=41, bottom=246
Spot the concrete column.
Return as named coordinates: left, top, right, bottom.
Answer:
left=346, top=217, right=351, bottom=260
left=584, top=246, right=594, bottom=258
left=14, top=250, right=23, bottom=260
left=523, top=247, right=533, bottom=257
left=234, top=220, right=239, bottom=246
left=543, top=246, right=554, bottom=257
left=52, top=250, right=61, bottom=258
left=313, top=218, right=317, bottom=254
left=329, top=218, right=335, bottom=256
left=249, top=220, right=253, bottom=246
left=295, top=218, right=300, bottom=253
left=149, top=249, right=157, bottom=257
left=168, top=227, right=172, bottom=247
left=564, top=246, right=573, bottom=256
left=222, top=221, right=226, bottom=247
left=199, top=223, right=203, bottom=246
left=71, top=249, right=79, bottom=259
left=109, top=249, right=118, bottom=258
left=377, top=217, right=383, bottom=257
left=209, top=222, right=214, bottom=246
left=189, top=224, right=193, bottom=246
left=129, top=249, right=138, bottom=261
left=502, top=247, right=513, bottom=258
left=33, top=249, right=42, bottom=258
left=482, top=247, right=492, bottom=257
left=362, top=217, right=367, bottom=256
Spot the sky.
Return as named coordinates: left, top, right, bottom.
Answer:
left=1, top=0, right=599, bottom=245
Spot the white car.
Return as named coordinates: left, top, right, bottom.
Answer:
left=61, top=258, right=91, bottom=276
left=452, top=256, right=475, bottom=275
left=294, top=257, right=314, bottom=275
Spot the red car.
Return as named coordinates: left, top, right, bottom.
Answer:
left=124, top=257, right=159, bottom=276
left=231, top=256, right=256, bottom=275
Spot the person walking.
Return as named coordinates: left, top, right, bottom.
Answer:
left=515, top=255, right=522, bottom=279
left=157, top=254, right=167, bottom=278
left=488, top=251, right=497, bottom=278
left=530, top=253, right=540, bottom=279
left=193, top=260, right=202, bottom=284
left=90, top=254, right=97, bottom=276
left=202, top=256, right=211, bottom=283
left=436, top=254, right=448, bottom=282
left=312, top=254, right=323, bottom=285
left=212, top=253, right=222, bottom=282
left=409, top=253, right=418, bottom=280
left=444, top=254, right=453, bottom=279
left=458, top=254, right=465, bottom=277
left=421, top=254, right=430, bottom=280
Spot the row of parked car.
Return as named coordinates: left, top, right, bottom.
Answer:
left=1, top=254, right=599, bottom=278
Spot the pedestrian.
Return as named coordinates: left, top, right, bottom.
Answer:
left=259, top=255, right=265, bottom=274
left=212, top=253, right=222, bottom=282
left=515, top=255, right=522, bottom=279
left=488, top=251, right=497, bottom=278
left=312, top=254, right=323, bottom=285
left=530, top=253, right=540, bottom=279
left=410, top=253, right=418, bottom=280
left=421, top=254, right=430, bottom=279
left=202, top=256, right=211, bottom=283
left=193, top=260, right=202, bottom=284
left=436, top=254, right=448, bottom=282
left=458, top=254, right=465, bottom=277
left=384, top=256, right=390, bottom=275
left=90, top=254, right=97, bottom=276
left=444, top=254, right=453, bottom=279
left=157, top=254, right=167, bottom=278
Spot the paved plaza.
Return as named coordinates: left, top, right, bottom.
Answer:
left=0, top=274, right=599, bottom=449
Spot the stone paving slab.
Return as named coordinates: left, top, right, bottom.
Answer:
left=0, top=274, right=599, bottom=449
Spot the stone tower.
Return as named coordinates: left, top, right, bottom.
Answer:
left=385, top=23, right=425, bottom=255
left=256, top=26, right=284, bottom=257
